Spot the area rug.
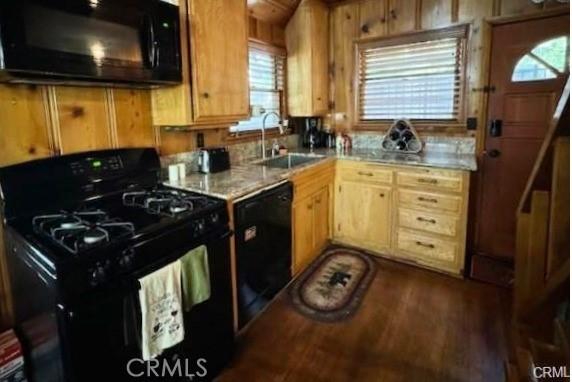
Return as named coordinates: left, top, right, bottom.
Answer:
left=289, top=247, right=377, bottom=322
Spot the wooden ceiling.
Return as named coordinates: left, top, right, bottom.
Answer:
left=248, top=0, right=343, bottom=26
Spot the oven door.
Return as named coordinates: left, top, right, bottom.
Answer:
left=57, top=228, right=234, bottom=382
left=0, top=0, right=181, bottom=84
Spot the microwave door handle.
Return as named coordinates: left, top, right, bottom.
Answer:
left=144, top=16, right=156, bottom=68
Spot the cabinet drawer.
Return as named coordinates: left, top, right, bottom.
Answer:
left=338, top=166, right=393, bottom=184
left=396, top=230, right=458, bottom=264
left=397, top=170, right=463, bottom=192
left=398, top=189, right=462, bottom=214
left=398, top=208, right=458, bottom=237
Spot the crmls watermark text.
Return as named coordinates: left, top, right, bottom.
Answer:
left=533, top=366, right=569, bottom=379
left=127, top=358, right=207, bottom=379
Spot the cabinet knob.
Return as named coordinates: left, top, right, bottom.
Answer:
left=203, top=92, right=210, bottom=99
left=390, top=9, right=397, bottom=19
left=361, top=24, right=369, bottom=33
left=307, top=203, right=313, bottom=210
left=379, top=193, right=385, bottom=198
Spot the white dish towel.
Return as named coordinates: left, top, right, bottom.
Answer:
left=138, top=260, right=185, bottom=361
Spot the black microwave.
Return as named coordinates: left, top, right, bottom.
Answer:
left=0, top=0, right=182, bottom=86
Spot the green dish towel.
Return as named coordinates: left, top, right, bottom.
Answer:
left=180, top=245, right=211, bottom=311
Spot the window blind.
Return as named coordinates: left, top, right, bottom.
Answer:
left=357, top=35, right=466, bottom=122
left=232, top=47, right=285, bottom=132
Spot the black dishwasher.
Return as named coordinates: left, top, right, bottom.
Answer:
left=234, top=181, right=293, bottom=329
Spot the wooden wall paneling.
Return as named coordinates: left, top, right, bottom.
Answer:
left=331, top=3, right=360, bottom=130
left=458, top=0, right=495, bottom=150
left=500, top=0, right=544, bottom=16
left=358, top=0, right=388, bottom=39
left=0, top=85, right=54, bottom=167
left=248, top=0, right=299, bottom=26
left=53, top=87, right=113, bottom=154
left=112, top=89, right=155, bottom=148
left=388, top=0, right=419, bottom=35
left=420, top=0, right=456, bottom=29
left=249, top=16, right=287, bottom=47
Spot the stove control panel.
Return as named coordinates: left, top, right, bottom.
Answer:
left=70, top=156, right=124, bottom=176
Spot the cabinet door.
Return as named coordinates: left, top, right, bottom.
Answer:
left=189, top=0, right=249, bottom=123
left=310, top=0, right=329, bottom=115
left=336, top=181, right=392, bottom=250
left=388, top=0, right=417, bottom=35
left=313, top=186, right=330, bottom=254
left=293, top=195, right=315, bottom=273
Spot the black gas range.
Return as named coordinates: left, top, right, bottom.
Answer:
left=0, top=148, right=234, bottom=382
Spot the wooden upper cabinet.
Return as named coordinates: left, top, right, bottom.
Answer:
left=54, top=87, right=112, bottom=155
left=286, top=0, right=329, bottom=117
left=152, top=0, right=250, bottom=126
left=420, top=0, right=454, bottom=29
left=189, top=0, right=249, bottom=123
left=0, top=85, right=53, bottom=167
left=388, top=0, right=417, bottom=35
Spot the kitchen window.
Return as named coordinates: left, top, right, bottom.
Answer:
left=355, top=25, right=468, bottom=126
left=231, top=43, right=286, bottom=133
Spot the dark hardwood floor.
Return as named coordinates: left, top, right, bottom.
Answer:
left=219, top=256, right=511, bottom=382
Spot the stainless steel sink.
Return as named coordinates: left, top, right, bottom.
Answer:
left=257, top=154, right=323, bottom=169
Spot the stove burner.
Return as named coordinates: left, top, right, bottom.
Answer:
left=33, top=210, right=135, bottom=255
left=82, top=228, right=109, bottom=245
left=123, top=189, right=213, bottom=217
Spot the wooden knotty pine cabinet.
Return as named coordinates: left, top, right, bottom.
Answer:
left=291, top=160, right=336, bottom=274
left=285, top=0, right=329, bottom=117
left=151, top=0, right=250, bottom=127
left=333, top=161, right=470, bottom=276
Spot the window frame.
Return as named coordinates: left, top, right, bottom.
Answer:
left=353, top=24, right=470, bottom=131
left=230, top=40, right=288, bottom=134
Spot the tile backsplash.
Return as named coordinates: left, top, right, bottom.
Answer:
left=160, top=134, right=299, bottom=175
left=349, top=132, right=476, bottom=155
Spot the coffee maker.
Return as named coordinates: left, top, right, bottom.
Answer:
left=290, top=117, right=333, bottom=149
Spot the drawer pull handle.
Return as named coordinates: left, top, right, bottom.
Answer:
left=416, top=241, right=435, bottom=249
left=417, top=217, right=436, bottom=224
left=418, top=196, right=438, bottom=203
left=417, top=178, right=438, bottom=184
left=358, top=171, right=374, bottom=177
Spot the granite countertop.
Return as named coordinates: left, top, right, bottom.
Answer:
left=166, top=149, right=476, bottom=200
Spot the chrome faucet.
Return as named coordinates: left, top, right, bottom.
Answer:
left=261, top=112, right=283, bottom=160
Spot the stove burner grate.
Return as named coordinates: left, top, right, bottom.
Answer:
left=33, top=210, right=135, bottom=255
left=122, top=189, right=213, bottom=217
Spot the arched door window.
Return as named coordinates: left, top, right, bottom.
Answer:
left=512, top=36, right=569, bottom=82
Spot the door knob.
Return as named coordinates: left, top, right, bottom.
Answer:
left=488, top=149, right=501, bottom=158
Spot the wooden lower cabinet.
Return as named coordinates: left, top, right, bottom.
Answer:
left=334, top=160, right=470, bottom=276
left=291, top=160, right=335, bottom=274
left=335, top=181, right=392, bottom=252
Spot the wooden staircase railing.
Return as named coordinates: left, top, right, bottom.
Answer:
left=509, top=78, right=570, bottom=381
